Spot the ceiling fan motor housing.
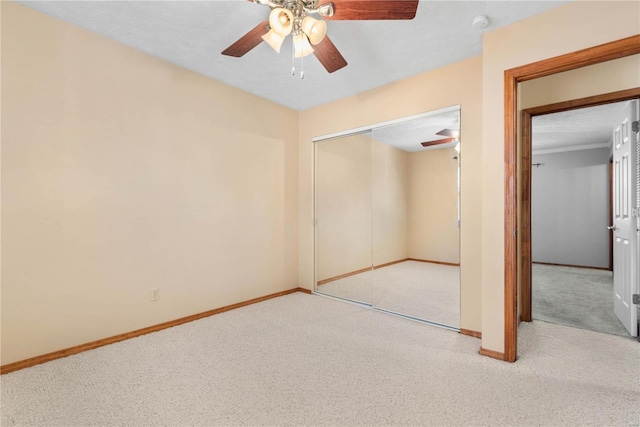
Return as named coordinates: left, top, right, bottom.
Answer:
left=286, top=1, right=307, bottom=35
left=256, top=0, right=334, bottom=18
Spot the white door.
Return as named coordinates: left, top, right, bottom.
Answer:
left=612, top=99, right=638, bottom=337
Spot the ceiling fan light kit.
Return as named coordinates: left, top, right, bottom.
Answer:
left=293, top=33, right=315, bottom=58
left=269, top=7, right=294, bottom=35
left=301, top=16, right=327, bottom=45
left=222, top=0, right=419, bottom=75
left=261, top=27, right=287, bottom=53
left=261, top=7, right=294, bottom=52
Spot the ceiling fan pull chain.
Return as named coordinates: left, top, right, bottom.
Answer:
left=291, top=36, right=296, bottom=76
left=300, top=51, right=305, bottom=79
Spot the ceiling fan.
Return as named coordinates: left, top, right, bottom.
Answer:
left=221, top=0, right=419, bottom=73
left=421, top=129, right=460, bottom=148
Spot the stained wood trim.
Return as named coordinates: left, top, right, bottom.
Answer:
left=507, top=35, right=640, bottom=83
left=479, top=347, right=507, bottom=361
left=460, top=328, right=482, bottom=339
left=406, top=258, right=460, bottom=267
left=0, top=287, right=310, bottom=375
left=504, top=66, right=519, bottom=363
left=532, top=261, right=611, bottom=271
left=523, top=88, right=640, bottom=116
left=504, top=35, right=640, bottom=364
left=317, top=259, right=410, bottom=285
left=520, top=89, right=640, bottom=324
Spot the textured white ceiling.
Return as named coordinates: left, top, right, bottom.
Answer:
left=532, top=101, right=630, bottom=153
left=17, top=0, right=569, bottom=111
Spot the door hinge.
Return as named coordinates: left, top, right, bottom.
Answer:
left=632, top=120, right=639, bottom=134
left=633, top=294, right=640, bottom=305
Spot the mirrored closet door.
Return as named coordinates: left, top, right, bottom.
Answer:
left=314, top=107, right=461, bottom=329
left=370, top=113, right=460, bottom=328
left=315, top=130, right=373, bottom=305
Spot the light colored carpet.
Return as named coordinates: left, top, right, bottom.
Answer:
left=533, top=263, right=631, bottom=337
left=318, top=261, right=460, bottom=327
left=2, top=293, right=639, bottom=426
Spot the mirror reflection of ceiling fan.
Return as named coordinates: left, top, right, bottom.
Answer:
left=222, top=0, right=419, bottom=73
left=421, top=129, right=460, bottom=148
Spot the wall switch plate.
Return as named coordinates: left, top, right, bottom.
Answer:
left=150, top=288, right=160, bottom=302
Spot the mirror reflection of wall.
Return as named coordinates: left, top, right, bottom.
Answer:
left=315, top=131, right=373, bottom=304
left=315, top=106, right=461, bottom=329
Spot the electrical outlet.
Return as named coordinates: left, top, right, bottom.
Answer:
left=149, top=288, right=160, bottom=302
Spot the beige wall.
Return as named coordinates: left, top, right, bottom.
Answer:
left=300, top=55, right=483, bottom=333
left=481, top=0, right=640, bottom=352
left=407, top=148, right=460, bottom=264
left=0, top=2, right=3, bottom=351
left=1, top=2, right=299, bottom=364
left=0, top=4, right=3, bottom=354
left=5, top=0, right=636, bottom=365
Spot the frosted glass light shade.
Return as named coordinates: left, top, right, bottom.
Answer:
left=293, top=33, right=314, bottom=58
left=262, top=29, right=286, bottom=53
left=269, top=8, right=294, bottom=36
left=301, top=16, right=327, bottom=45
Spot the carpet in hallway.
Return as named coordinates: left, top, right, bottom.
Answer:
left=532, top=263, right=630, bottom=337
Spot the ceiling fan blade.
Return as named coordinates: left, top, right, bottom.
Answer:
left=321, top=0, right=419, bottom=20
left=221, top=20, right=269, bottom=57
left=313, top=35, right=348, bottom=73
left=421, top=138, right=455, bottom=147
left=436, top=128, right=460, bottom=137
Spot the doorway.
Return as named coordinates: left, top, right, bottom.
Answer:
left=502, top=35, right=640, bottom=362
left=525, top=101, right=635, bottom=337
